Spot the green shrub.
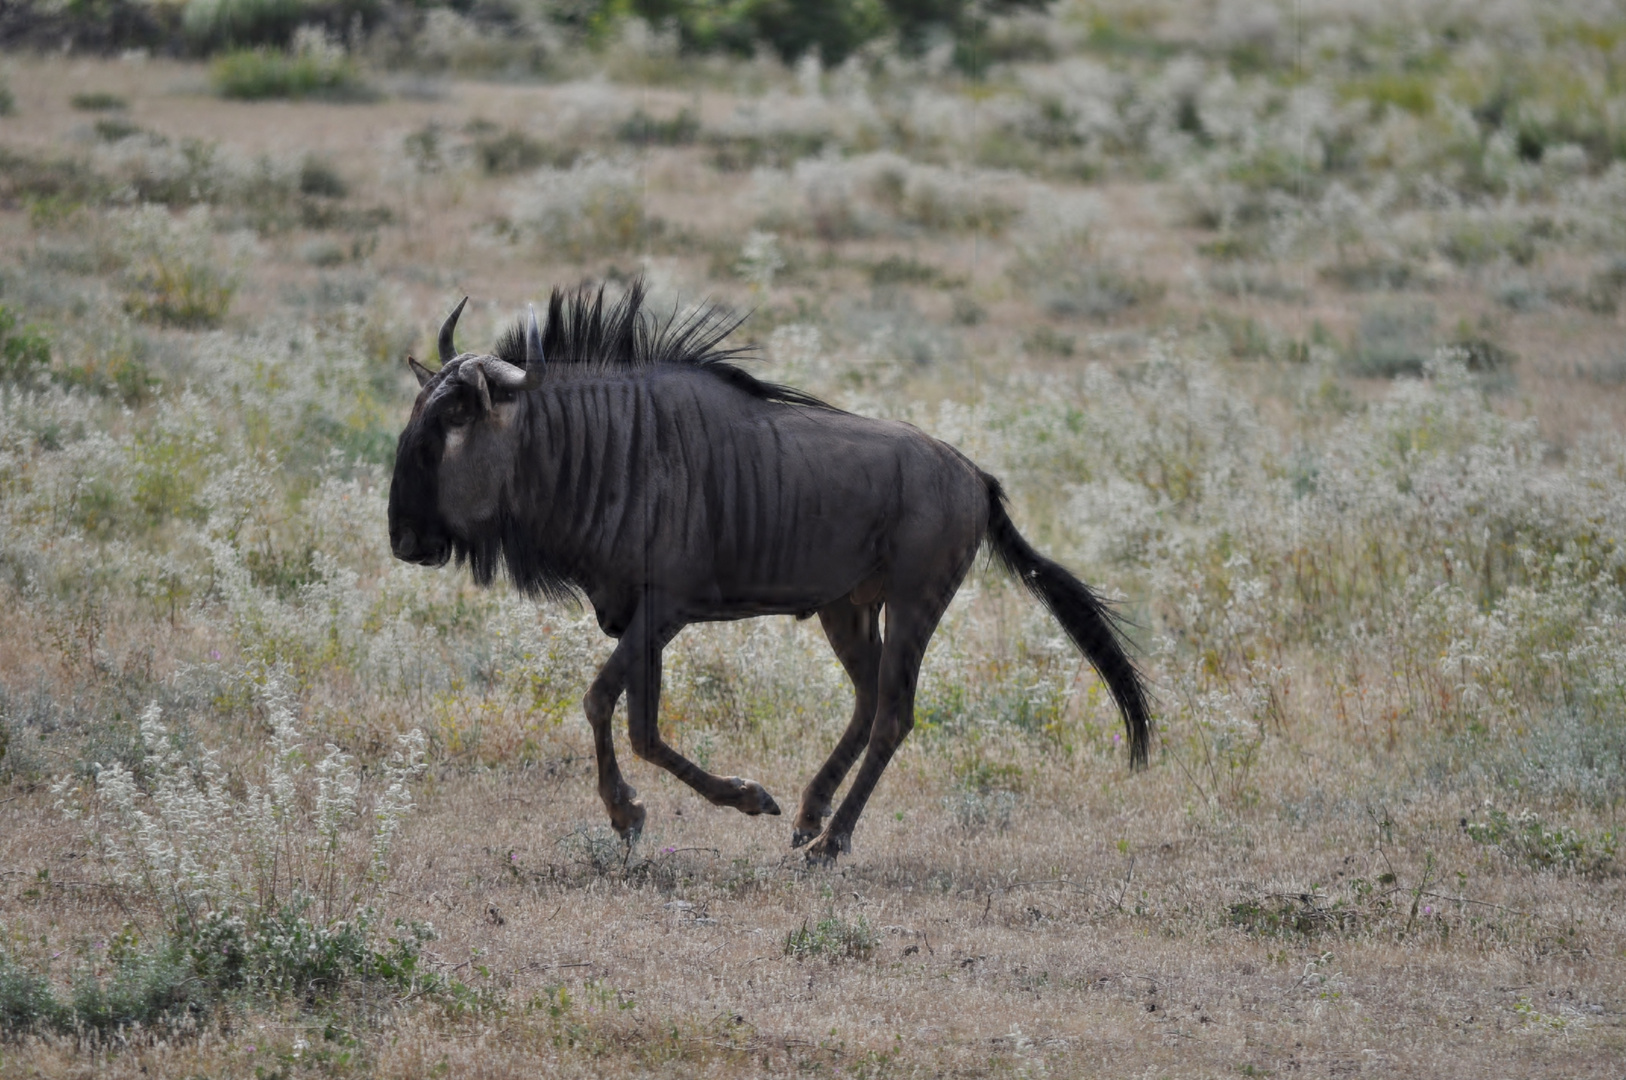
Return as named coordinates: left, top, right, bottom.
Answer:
left=1024, top=324, right=1075, bottom=357
left=1439, top=216, right=1540, bottom=268
left=114, top=205, right=237, bottom=328
left=211, top=42, right=369, bottom=102
left=298, top=154, right=347, bottom=197
left=626, top=0, right=1044, bottom=66
left=616, top=107, right=699, bottom=146
left=1339, top=72, right=1436, bottom=117
left=0, top=909, right=439, bottom=1042
left=54, top=342, right=159, bottom=404
left=470, top=126, right=573, bottom=176
left=69, top=945, right=210, bottom=1038
left=0, top=954, right=63, bottom=1039
left=250, top=899, right=435, bottom=1001
left=184, top=0, right=379, bottom=51
left=868, top=254, right=948, bottom=287
left=186, top=0, right=303, bottom=49
left=1463, top=807, right=1616, bottom=874
left=21, top=701, right=439, bottom=1033
left=0, top=148, right=106, bottom=213
left=1447, top=335, right=1516, bottom=374
left=92, top=116, right=144, bottom=141
left=0, top=77, right=13, bottom=117
left=70, top=91, right=128, bottom=111
left=783, top=914, right=876, bottom=960
left=0, top=305, right=51, bottom=384
left=505, top=157, right=651, bottom=258
left=1019, top=258, right=1163, bottom=320
left=1345, top=301, right=1436, bottom=378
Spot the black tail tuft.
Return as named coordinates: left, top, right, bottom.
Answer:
left=983, top=475, right=1152, bottom=769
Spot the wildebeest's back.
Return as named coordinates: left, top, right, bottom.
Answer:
left=641, top=367, right=986, bottom=617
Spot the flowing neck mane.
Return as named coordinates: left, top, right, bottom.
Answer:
left=490, top=280, right=828, bottom=410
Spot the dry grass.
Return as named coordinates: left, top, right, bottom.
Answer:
left=3, top=714, right=1622, bottom=1076
left=2, top=9, right=1626, bottom=1074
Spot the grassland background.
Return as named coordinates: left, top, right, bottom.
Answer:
left=1, top=1, right=1625, bottom=1075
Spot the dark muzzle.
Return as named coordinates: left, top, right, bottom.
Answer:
left=390, top=524, right=448, bottom=566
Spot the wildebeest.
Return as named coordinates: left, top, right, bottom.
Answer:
left=389, top=282, right=1151, bottom=863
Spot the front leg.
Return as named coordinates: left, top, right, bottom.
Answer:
left=622, top=602, right=781, bottom=817
left=583, top=661, right=644, bottom=841
left=582, top=594, right=780, bottom=841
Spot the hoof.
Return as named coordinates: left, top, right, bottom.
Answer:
left=724, top=777, right=781, bottom=816
left=791, top=805, right=830, bottom=848
left=802, top=830, right=850, bottom=866
left=611, top=799, right=646, bottom=842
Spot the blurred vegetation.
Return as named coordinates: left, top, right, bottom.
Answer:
left=211, top=39, right=370, bottom=100
left=2, top=0, right=1048, bottom=70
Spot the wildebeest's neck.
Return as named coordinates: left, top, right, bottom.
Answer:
left=495, top=371, right=662, bottom=606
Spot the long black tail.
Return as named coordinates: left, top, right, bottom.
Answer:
left=983, top=475, right=1152, bottom=769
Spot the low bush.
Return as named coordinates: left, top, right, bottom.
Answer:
left=211, top=31, right=370, bottom=102
left=113, top=205, right=237, bottom=328
left=762, top=154, right=1021, bottom=241
left=184, top=0, right=380, bottom=51
left=0, top=698, right=442, bottom=1039
left=783, top=914, right=877, bottom=961
left=70, top=91, right=127, bottom=111
left=616, top=107, right=699, bottom=146
left=470, top=125, right=573, bottom=176
left=1011, top=249, right=1163, bottom=320
left=0, top=305, right=51, bottom=384
left=0, top=907, right=438, bottom=1041
left=0, top=148, right=106, bottom=214
left=298, top=154, right=346, bottom=197
left=504, top=157, right=650, bottom=258
left=212, top=49, right=364, bottom=101
left=868, top=254, right=951, bottom=287
left=0, top=954, right=62, bottom=1039
left=1344, top=301, right=1437, bottom=378
left=1463, top=806, right=1617, bottom=875
left=92, top=116, right=144, bottom=142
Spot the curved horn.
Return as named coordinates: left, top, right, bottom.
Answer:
left=438, top=296, right=468, bottom=365
left=468, top=361, right=493, bottom=415
left=464, top=355, right=543, bottom=393
left=525, top=303, right=544, bottom=368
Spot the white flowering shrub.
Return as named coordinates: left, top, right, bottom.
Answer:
left=735, top=229, right=784, bottom=294
left=757, top=153, right=1022, bottom=240
left=37, top=691, right=434, bottom=1022
left=54, top=695, right=425, bottom=932
left=504, top=156, right=647, bottom=257
left=111, top=205, right=239, bottom=328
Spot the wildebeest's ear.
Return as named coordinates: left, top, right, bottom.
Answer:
left=467, top=361, right=493, bottom=415
left=407, top=355, right=434, bottom=388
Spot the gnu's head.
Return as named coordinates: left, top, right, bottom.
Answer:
left=388, top=299, right=546, bottom=567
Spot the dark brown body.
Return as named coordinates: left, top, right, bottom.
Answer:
left=388, top=286, right=1150, bottom=861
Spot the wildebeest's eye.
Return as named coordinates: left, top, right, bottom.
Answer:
left=442, top=398, right=473, bottom=427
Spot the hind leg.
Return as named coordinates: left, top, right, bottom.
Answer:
left=792, top=600, right=883, bottom=847
left=802, top=592, right=943, bottom=864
